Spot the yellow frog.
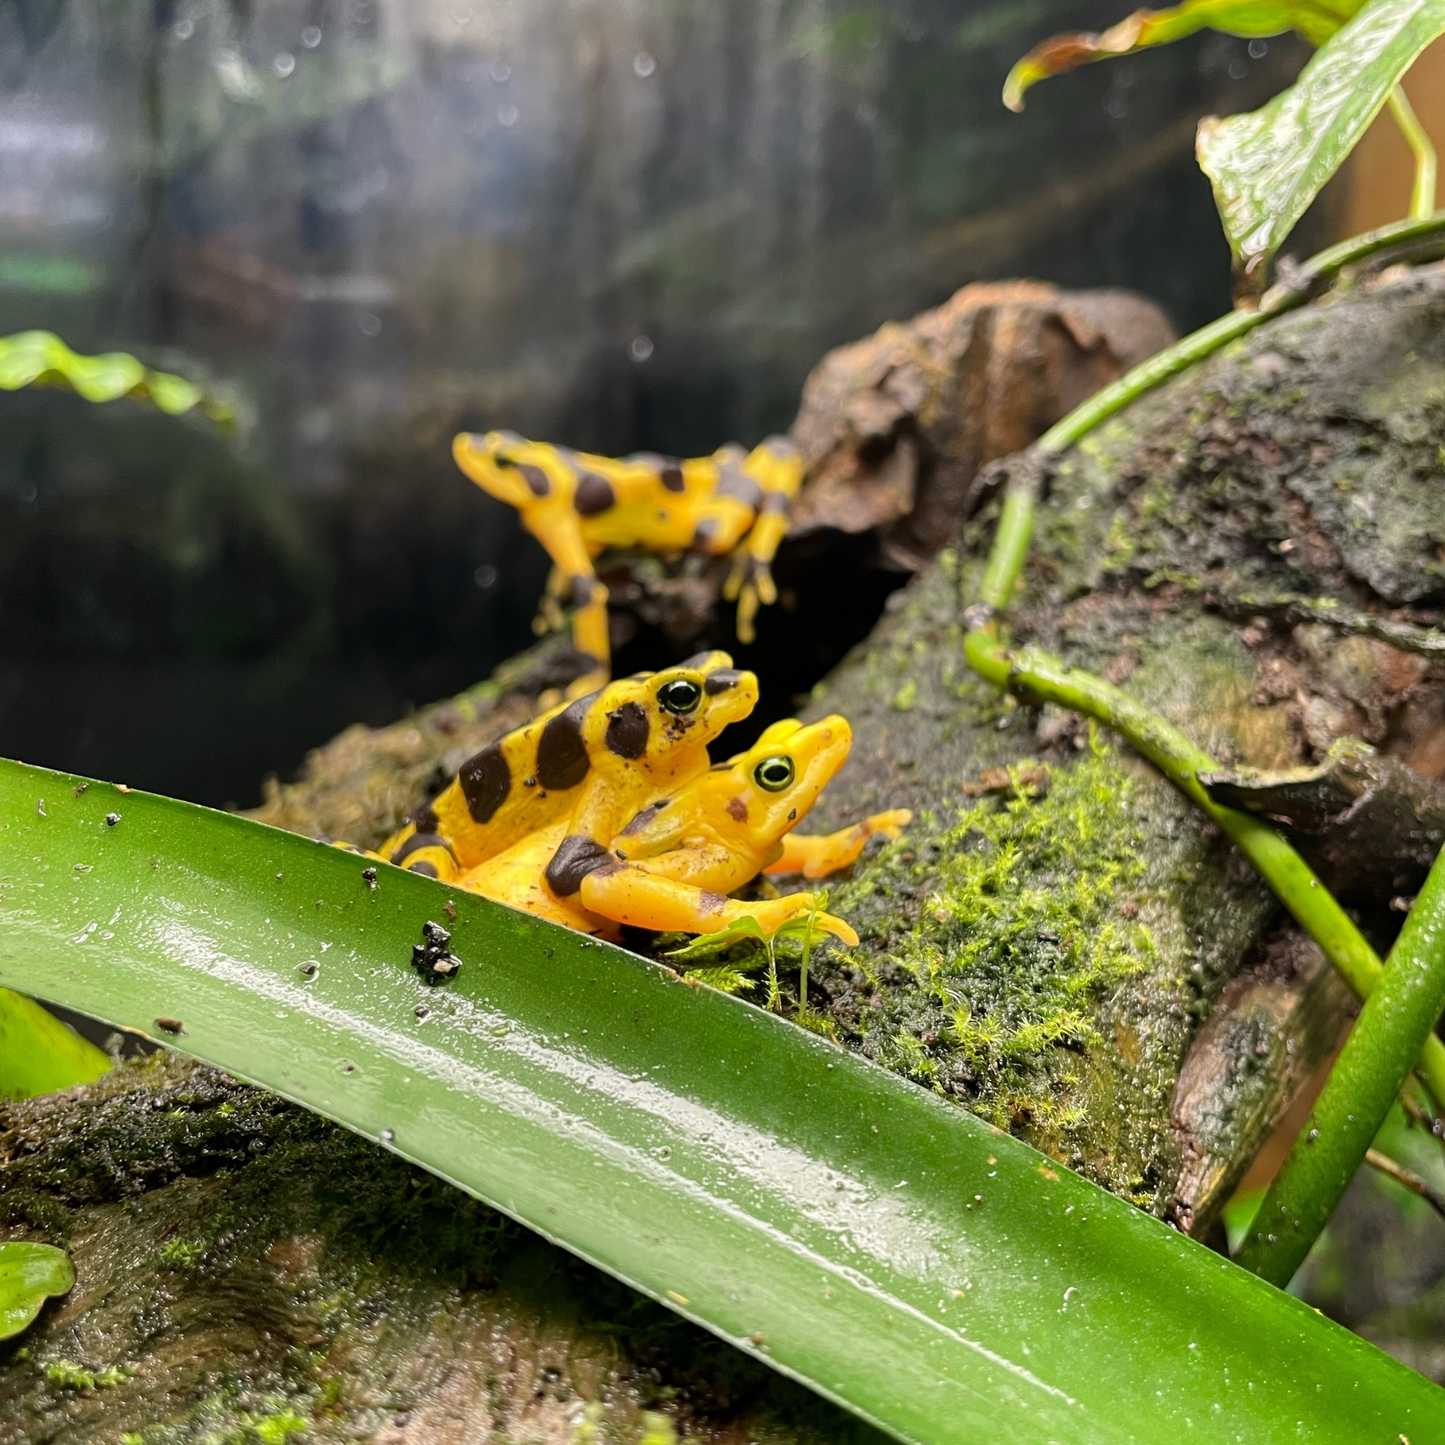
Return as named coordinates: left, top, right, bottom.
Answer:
left=452, top=430, right=803, bottom=695
left=460, top=715, right=911, bottom=945
left=366, top=652, right=758, bottom=896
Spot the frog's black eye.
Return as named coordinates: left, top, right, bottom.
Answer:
left=658, top=678, right=702, bottom=715
left=754, top=755, right=795, bottom=792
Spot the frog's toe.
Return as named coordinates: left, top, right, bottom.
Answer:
left=815, top=911, right=859, bottom=947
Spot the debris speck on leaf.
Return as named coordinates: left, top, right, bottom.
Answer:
left=154, top=1017, right=185, bottom=1035
left=411, top=920, right=462, bottom=985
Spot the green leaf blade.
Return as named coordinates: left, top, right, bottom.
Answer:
left=1198, top=0, right=1445, bottom=271
left=1002, top=0, right=1362, bottom=110
left=0, top=331, right=233, bottom=428
left=0, top=987, right=111, bottom=1100
left=0, top=1243, right=75, bottom=1341
left=0, top=759, right=1439, bottom=1442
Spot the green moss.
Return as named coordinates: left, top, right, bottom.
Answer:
left=44, top=1359, right=132, bottom=1390
left=825, top=737, right=1155, bottom=1135
left=160, top=1238, right=206, bottom=1268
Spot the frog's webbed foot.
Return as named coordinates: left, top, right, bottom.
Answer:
left=722, top=553, right=777, bottom=645
left=765, top=808, right=913, bottom=880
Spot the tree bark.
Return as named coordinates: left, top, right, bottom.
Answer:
left=5, top=267, right=1445, bottom=1439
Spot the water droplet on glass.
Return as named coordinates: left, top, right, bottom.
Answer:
left=474, top=563, right=498, bottom=590
left=174, top=17, right=194, bottom=39
left=301, top=25, right=322, bottom=47
left=274, top=52, right=295, bottom=77
left=1247, top=38, right=1267, bottom=57
left=633, top=50, right=656, bottom=77
left=497, top=103, right=519, bottom=127
left=650, top=1145, right=672, bottom=1160
left=359, top=312, right=382, bottom=337
left=490, top=60, right=511, bottom=82
left=629, top=335, right=654, bottom=362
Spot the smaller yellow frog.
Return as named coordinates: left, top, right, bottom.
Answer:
left=452, top=430, right=803, bottom=695
left=358, top=652, right=759, bottom=892
left=460, top=715, right=910, bottom=945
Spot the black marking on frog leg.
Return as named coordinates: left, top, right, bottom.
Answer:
left=517, top=463, right=551, bottom=497
left=716, top=456, right=763, bottom=510
left=412, top=920, right=462, bottom=985
left=574, top=471, right=616, bottom=514
left=703, top=668, right=745, bottom=695
left=410, top=804, right=440, bottom=833
left=692, top=516, right=720, bottom=548
left=617, top=798, right=669, bottom=837
left=546, top=834, right=615, bottom=896
left=660, top=463, right=685, bottom=493
left=570, top=575, right=599, bottom=608
left=605, top=701, right=649, bottom=759
left=407, top=861, right=440, bottom=878
left=761, top=491, right=790, bottom=514
left=459, top=743, right=512, bottom=824
left=536, top=695, right=595, bottom=791
left=391, top=832, right=455, bottom=865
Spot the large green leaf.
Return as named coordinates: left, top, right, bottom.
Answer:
left=0, top=332, right=233, bottom=428
left=0, top=987, right=110, bottom=1100
left=0, top=1243, right=74, bottom=1341
left=1198, top=0, right=1445, bottom=271
left=0, top=758, right=1439, bottom=1442
left=1002, top=0, right=1362, bottom=110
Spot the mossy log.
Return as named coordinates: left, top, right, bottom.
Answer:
left=6, top=268, right=1445, bottom=1439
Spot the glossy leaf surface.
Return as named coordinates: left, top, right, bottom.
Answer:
left=0, top=987, right=110, bottom=1101
left=1, top=759, right=1440, bottom=1442
left=0, top=1244, right=75, bottom=1341
left=1002, top=0, right=1361, bottom=110
left=1198, top=0, right=1445, bottom=269
left=0, top=331, right=233, bottom=427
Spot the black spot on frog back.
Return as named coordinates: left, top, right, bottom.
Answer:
left=536, top=695, right=594, bottom=791
left=574, top=471, right=616, bottom=514
left=605, top=700, right=649, bottom=759
left=459, top=744, right=511, bottom=823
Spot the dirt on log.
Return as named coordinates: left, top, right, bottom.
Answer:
left=5, top=266, right=1445, bottom=1440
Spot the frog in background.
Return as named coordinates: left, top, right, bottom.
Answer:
left=453, top=430, right=803, bottom=697
left=462, top=714, right=911, bottom=945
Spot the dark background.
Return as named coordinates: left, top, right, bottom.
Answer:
left=0, top=0, right=1316, bottom=806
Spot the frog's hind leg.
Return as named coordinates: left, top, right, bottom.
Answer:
left=578, top=863, right=858, bottom=945
left=764, top=808, right=912, bottom=880
left=372, top=821, right=466, bottom=883
left=722, top=436, right=803, bottom=644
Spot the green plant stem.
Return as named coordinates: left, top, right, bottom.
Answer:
left=1238, top=843, right=1445, bottom=1285
left=1388, top=85, right=1438, bottom=220
left=962, top=632, right=1445, bottom=1111
left=1364, top=1147, right=1445, bottom=1221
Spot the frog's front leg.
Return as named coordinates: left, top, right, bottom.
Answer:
left=578, top=863, right=858, bottom=944
left=453, top=431, right=610, bottom=696
left=764, top=808, right=912, bottom=880
left=721, top=436, right=803, bottom=644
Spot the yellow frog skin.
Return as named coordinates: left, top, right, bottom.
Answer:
left=368, top=651, right=759, bottom=893
left=452, top=430, right=803, bottom=694
left=460, top=715, right=911, bottom=945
